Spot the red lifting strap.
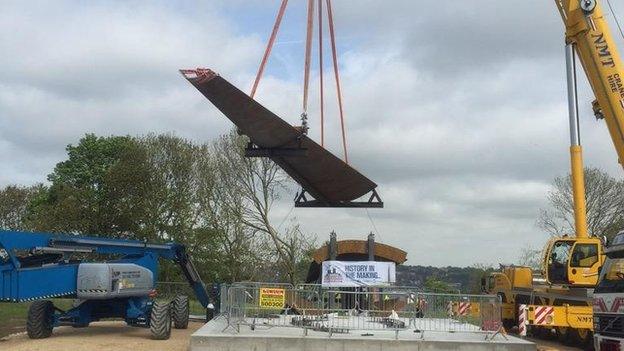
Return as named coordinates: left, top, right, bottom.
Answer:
left=249, top=0, right=349, bottom=164
left=250, top=0, right=289, bottom=99
left=326, top=0, right=348, bottom=164
left=303, top=0, right=314, bottom=113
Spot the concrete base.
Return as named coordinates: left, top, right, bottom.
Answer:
left=191, top=317, right=535, bottom=351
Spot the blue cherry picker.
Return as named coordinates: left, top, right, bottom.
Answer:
left=0, top=230, right=214, bottom=340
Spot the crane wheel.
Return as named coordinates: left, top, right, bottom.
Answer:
left=502, top=319, right=515, bottom=332
left=172, top=295, right=190, bottom=329
left=570, top=328, right=593, bottom=350
left=27, top=300, right=54, bottom=339
left=150, top=301, right=172, bottom=340
left=556, top=327, right=570, bottom=344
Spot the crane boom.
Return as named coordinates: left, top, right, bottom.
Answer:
left=557, top=0, right=624, bottom=169
left=481, top=2, right=624, bottom=344
left=565, top=43, right=590, bottom=239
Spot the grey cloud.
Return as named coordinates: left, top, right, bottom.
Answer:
left=2, top=0, right=623, bottom=266
left=331, top=1, right=564, bottom=76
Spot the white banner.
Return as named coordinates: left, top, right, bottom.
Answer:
left=321, top=261, right=396, bottom=287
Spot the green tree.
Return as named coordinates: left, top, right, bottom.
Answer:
left=135, top=134, right=223, bottom=282
left=0, top=184, right=46, bottom=230
left=424, top=277, right=455, bottom=293
left=31, top=134, right=139, bottom=235
left=28, top=133, right=228, bottom=282
left=467, top=264, right=494, bottom=294
left=19, top=131, right=313, bottom=285
left=48, top=134, right=135, bottom=188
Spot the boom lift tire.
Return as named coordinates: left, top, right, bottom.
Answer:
left=150, top=301, right=172, bottom=340
left=27, top=300, right=54, bottom=339
left=172, top=295, right=190, bottom=329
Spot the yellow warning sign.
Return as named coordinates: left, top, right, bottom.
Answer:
left=259, top=288, right=285, bottom=309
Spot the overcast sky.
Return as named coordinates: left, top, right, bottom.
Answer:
left=2, top=0, right=624, bottom=267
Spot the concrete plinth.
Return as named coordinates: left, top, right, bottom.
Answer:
left=191, top=317, right=535, bottom=351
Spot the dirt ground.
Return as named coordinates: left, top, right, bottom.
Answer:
left=0, top=321, right=203, bottom=351
left=0, top=321, right=584, bottom=351
left=529, top=338, right=583, bottom=351
left=0, top=316, right=26, bottom=339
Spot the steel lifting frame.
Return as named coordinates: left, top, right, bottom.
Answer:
left=294, top=188, right=383, bottom=208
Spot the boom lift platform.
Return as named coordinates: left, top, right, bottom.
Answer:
left=0, top=230, right=213, bottom=340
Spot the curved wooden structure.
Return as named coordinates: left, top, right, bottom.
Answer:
left=312, top=240, right=407, bottom=264
left=306, top=239, right=406, bottom=283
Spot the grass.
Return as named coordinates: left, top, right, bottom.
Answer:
left=0, top=302, right=31, bottom=338
left=0, top=300, right=74, bottom=338
left=0, top=302, right=29, bottom=321
left=189, top=300, right=206, bottom=315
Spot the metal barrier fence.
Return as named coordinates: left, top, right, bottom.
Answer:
left=221, top=284, right=503, bottom=338
left=155, top=281, right=294, bottom=317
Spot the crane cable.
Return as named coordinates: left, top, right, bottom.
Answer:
left=607, top=0, right=624, bottom=41
left=250, top=0, right=289, bottom=99
left=249, top=0, right=349, bottom=163
left=302, top=0, right=314, bottom=115
left=318, top=0, right=325, bottom=147
left=326, top=0, right=349, bottom=164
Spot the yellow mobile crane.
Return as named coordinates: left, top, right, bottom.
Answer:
left=483, top=0, right=624, bottom=346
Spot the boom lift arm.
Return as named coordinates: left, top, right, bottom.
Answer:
left=0, top=230, right=210, bottom=305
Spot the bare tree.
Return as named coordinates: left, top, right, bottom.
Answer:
left=205, top=170, right=270, bottom=282
left=517, top=245, right=543, bottom=270
left=537, top=167, right=624, bottom=239
left=274, top=221, right=317, bottom=283
left=211, top=131, right=316, bottom=284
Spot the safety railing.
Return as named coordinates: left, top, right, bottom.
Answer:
left=220, top=283, right=503, bottom=338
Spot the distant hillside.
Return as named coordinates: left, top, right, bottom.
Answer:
left=396, top=265, right=492, bottom=294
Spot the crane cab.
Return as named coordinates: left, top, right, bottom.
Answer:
left=544, top=236, right=605, bottom=287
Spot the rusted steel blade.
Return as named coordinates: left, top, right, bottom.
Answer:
left=180, top=68, right=379, bottom=205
